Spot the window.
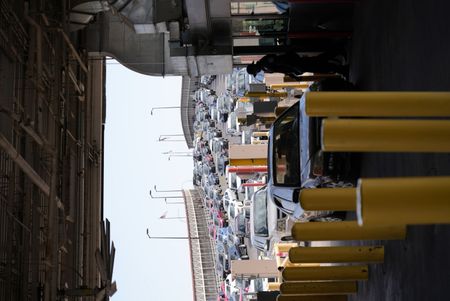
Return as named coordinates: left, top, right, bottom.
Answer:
left=231, top=2, right=280, bottom=15
left=272, top=103, right=300, bottom=185
left=232, top=18, right=287, bottom=36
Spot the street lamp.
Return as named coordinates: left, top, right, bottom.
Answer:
left=161, top=150, right=193, bottom=155
left=146, top=228, right=199, bottom=240
left=168, top=154, right=192, bottom=160
left=150, top=106, right=194, bottom=115
left=153, top=185, right=183, bottom=193
left=164, top=198, right=184, bottom=205
left=149, top=189, right=183, bottom=199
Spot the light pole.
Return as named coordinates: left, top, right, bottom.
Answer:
left=153, top=185, right=183, bottom=193
left=146, top=228, right=199, bottom=240
left=164, top=198, right=184, bottom=205
left=150, top=106, right=194, bottom=115
left=149, top=189, right=183, bottom=199
left=161, top=150, right=193, bottom=155
left=168, top=154, right=192, bottom=160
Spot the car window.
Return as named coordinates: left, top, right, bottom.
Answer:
left=236, top=214, right=246, bottom=233
left=229, top=205, right=235, bottom=219
left=272, top=102, right=300, bottom=186
left=253, top=189, right=268, bottom=236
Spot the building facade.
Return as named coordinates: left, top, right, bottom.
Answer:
left=0, top=0, right=109, bottom=300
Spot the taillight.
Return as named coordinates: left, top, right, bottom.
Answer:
left=312, top=150, right=324, bottom=176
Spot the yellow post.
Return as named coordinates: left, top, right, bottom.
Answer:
left=271, top=83, right=310, bottom=90
left=357, top=177, right=450, bottom=226
left=322, top=119, right=450, bottom=152
left=275, top=243, right=298, bottom=253
left=291, top=221, right=406, bottom=241
left=268, top=282, right=281, bottom=291
left=229, top=158, right=268, bottom=166
left=300, top=188, right=357, bottom=211
left=305, top=91, right=450, bottom=117
left=277, top=295, right=348, bottom=301
left=282, top=265, right=368, bottom=282
left=280, top=281, right=357, bottom=295
left=289, top=246, right=384, bottom=264
left=245, top=91, right=288, bottom=98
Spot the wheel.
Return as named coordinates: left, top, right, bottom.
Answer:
left=311, top=211, right=346, bottom=222
left=280, top=235, right=293, bottom=241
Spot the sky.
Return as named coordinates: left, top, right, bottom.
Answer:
left=104, top=60, right=195, bottom=300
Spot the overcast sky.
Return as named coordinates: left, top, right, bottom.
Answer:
left=104, top=60, right=195, bottom=300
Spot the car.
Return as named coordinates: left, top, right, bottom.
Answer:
left=223, top=189, right=239, bottom=214
left=216, top=154, right=229, bottom=176
left=266, top=85, right=357, bottom=219
left=216, top=240, right=231, bottom=278
left=233, top=212, right=249, bottom=238
left=224, top=275, right=244, bottom=301
left=250, top=186, right=287, bottom=253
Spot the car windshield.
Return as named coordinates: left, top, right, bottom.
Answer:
left=253, top=189, right=268, bottom=236
left=272, top=102, right=300, bottom=185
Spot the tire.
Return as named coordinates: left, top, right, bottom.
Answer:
left=311, top=211, right=346, bottom=222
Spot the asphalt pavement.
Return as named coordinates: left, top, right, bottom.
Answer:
left=346, top=1, right=450, bottom=300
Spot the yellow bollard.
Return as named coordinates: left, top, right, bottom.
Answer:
left=276, top=243, right=298, bottom=253
left=291, top=221, right=406, bottom=241
left=280, top=281, right=357, bottom=295
left=271, top=83, right=310, bottom=90
left=245, top=91, right=288, bottom=98
left=289, top=246, right=384, bottom=264
left=300, top=188, right=357, bottom=211
left=357, top=177, right=450, bottom=226
left=277, top=295, right=348, bottom=301
left=305, top=91, right=450, bottom=117
left=229, top=158, right=268, bottom=166
left=268, top=282, right=282, bottom=291
left=321, top=119, right=450, bottom=152
left=282, top=265, right=368, bottom=282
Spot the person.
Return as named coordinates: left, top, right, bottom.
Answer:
left=246, top=51, right=349, bottom=79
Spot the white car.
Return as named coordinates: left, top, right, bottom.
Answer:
left=250, top=186, right=282, bottom=253
left=223, top=189, right=238, bottom=213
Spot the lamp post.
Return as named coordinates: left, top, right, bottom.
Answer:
left=168, top=154, right=192, bottom=160
left=150, top=106, right=194, bottom=115
left=161, top=150, right=193, bottom=155
left=164, top=198, right=184, bottom=205
left=153, top=185, right=183, bottom=193
left=146, top=228, right=199, bottom=240
left=149, top=189, right=183, bottom=199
